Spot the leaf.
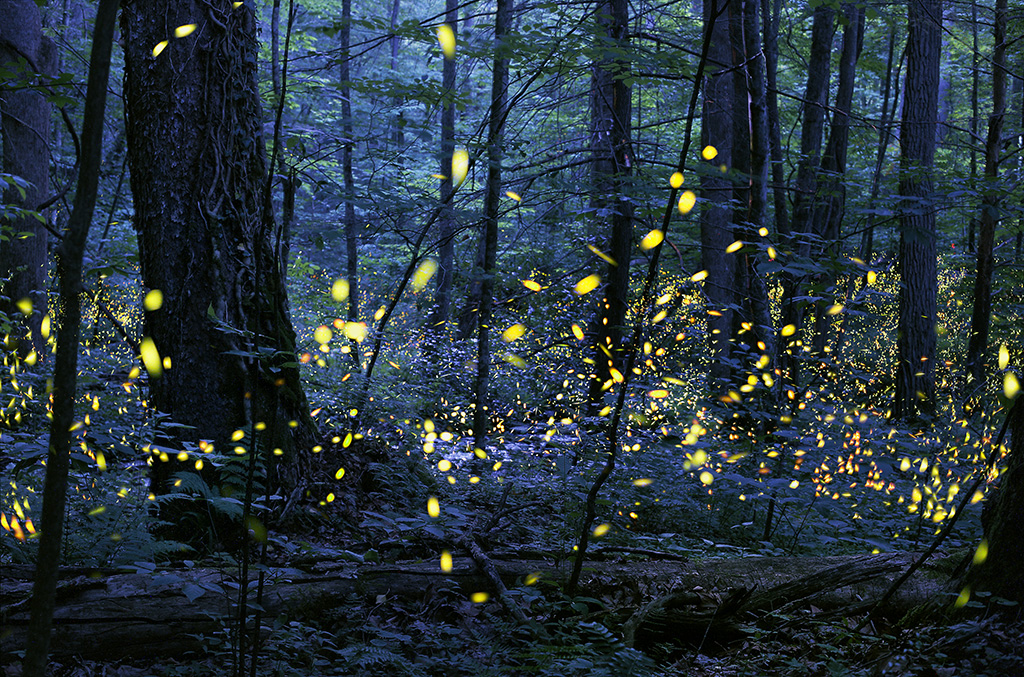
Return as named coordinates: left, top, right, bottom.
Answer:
left=182, top=582, right=206, bottom=602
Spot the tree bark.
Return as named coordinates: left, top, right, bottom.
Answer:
left=893, top=0, right=942, bottom=421
left=965, top=0, right=1007, bottom=388
left=700, top=0, right=734, bottom=390
left=430, top=0, right=458, bottom=337
left=761, top=0, right=787, bottom=237
left=810, top=3, right=864, bottom=356
left=0, top=0, right=56, bottom=359
left=471, top=0, right=510, bottom=455
left=729, top=0, right=774, bottom=371
left=121, top=0, right=314, bottom=493
left=858, top=26, right=901, bottom=267
left=778, top=4, right=835, bottom=386
left=586, top=0, right=633, bottom=409
left=340, top=0, right=359, bottom=326
left=20, top=3, right=118, bottom=674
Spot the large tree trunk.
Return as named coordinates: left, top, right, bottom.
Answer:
left=893, top=0, right=942, bottom=421
left=700, top=0, right=734, bottom=391
left=0, top=0, right=56, bottom=360
left=121, top=0, right=314, bottom=492
left=586, top=0, right=633, bottom=409
left=964, top=0, right=1007, bottom=388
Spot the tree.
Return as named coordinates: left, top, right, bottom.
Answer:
left=728, top=0, right=773, bottom=377
left=121, top=0, right=314, bottom=493
left=700, top=0, right=735, bottom=389
left=893, top=0, right=942, bottom=421
left=586, top=0, right=633, bottom=408
left=965, top=0, right=1007, bottom=388
left=810, top=3, right=865, bottom=355
left=431, top=0, right=457, bottom=337
left=778, top=4, right=835, bottom=386
left=0, top=0, right=57, bottom=359
left=470, top=0, right=510, bottom=456
left=22, top=3, right=118, bottom=673
left=340, top=0, right=359, bottom=328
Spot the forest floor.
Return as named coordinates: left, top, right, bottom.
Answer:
left=4, top=431, right=1024, bottom=677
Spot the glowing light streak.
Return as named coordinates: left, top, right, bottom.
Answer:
left=436, top=24, right=456, bottom=59
left=640, top=230, right=664, bottom=250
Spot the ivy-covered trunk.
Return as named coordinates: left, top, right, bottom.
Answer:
left=121, top=0, right=314, bottom=494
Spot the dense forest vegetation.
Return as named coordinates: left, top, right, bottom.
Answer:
left=2, top=0, right=1024, bottom=674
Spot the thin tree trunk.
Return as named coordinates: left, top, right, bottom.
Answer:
left=778, top=4, right=835, bottom=387
left=21, top=3, right=118, bottom=673
left=965, top=0, right=1007, bottom=387
left=471, top=0, right=510, bottom=456
left=341, top=0, right=359, bottom=325
left=271, top=0, right=281, bottom=100
left=859, top=27, right=902, bottom=267
left=968, top=0, right=979, bottom=253
left=893, top=0, right=942, bottom=421
left=811, top=3, right=865, bottom=355
left=430, top=0, right=458, bottom=335
left=389, top=0, right=404, bottom=151
left=761, top=0, right=787, bottom=237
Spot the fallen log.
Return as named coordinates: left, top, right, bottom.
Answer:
left=0, top=552, right=947, bottom=660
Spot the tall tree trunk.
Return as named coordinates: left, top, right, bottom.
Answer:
left=430, top=0, right=457, bottom=336
left=340, top=0, right=359, bottom=326
left=471, top=0, right=510, bottom=456
left=700, top=0, right=734, bottom=391
left=967, top=0, right=979, bottom=253
left=0, top=0, right=56, bottom=360
left=388, top=0, right=404, bottom=152
left=964, top=0, right=1007, bottom=387
left=586, top=0, right=633, bottom=408
left=893, top=0, right=942, bottom=421
left=778, top=4, right=835, bottom=387
left=810, top=3, right=865, bottom=355
left=21, top=3, right=118, bottom=673
left=761, top=0, right=788, bottom=237
left=270, top=0, right=281, bottom=100
left=859, top=26, right=902, bottom=267
left=729, top=0, right=774, bottom=369
left=122, top=0, right=314, bottom=493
